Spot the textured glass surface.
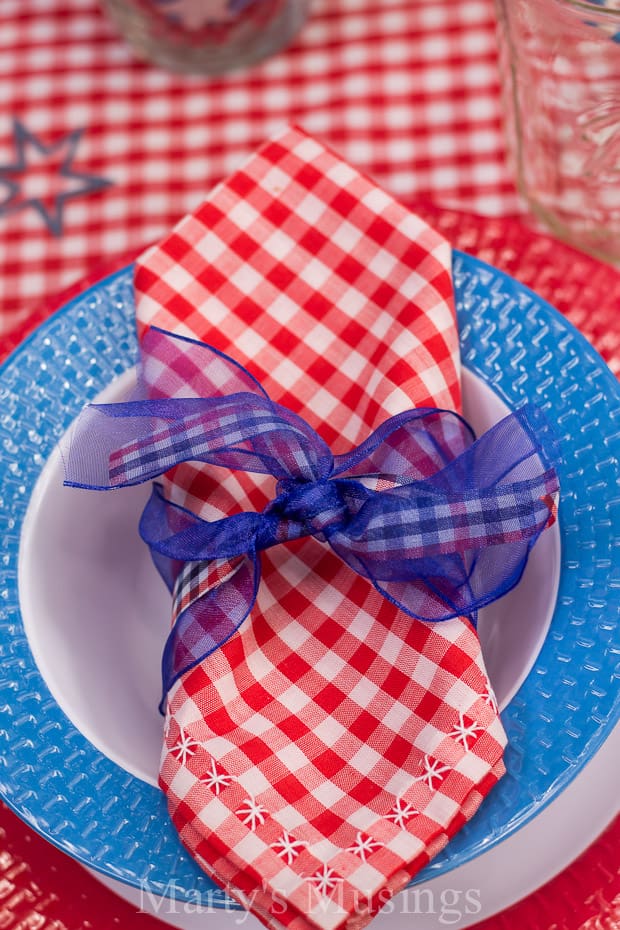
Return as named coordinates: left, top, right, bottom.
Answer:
left=496, top=0, right=620, bottom=262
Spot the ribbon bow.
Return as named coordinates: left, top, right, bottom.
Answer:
left=63, top=328, right=560, bottom=706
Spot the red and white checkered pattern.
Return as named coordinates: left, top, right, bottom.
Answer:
left=140, top=127, right=506, bottom=930
left=0, top=0, right=519, bottom=342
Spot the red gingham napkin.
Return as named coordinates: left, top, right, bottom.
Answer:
left=135, top=127, right=507, bottom=930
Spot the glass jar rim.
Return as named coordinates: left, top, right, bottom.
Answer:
left=561, top=0, right=620, bottom=17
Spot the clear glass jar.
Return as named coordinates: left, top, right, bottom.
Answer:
left=101, top=0, right=311, bottom=75
left=496, top=0, right=620, bottom=263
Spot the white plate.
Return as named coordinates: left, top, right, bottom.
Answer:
left=19, top=367, right=559, bottom=787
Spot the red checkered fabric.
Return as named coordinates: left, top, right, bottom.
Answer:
left=138, top=127, right=506, bottom=930
left=0, top=0, right=519, bottom=342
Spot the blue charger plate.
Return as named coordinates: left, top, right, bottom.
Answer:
left=0, top=251, right=618, bottom=903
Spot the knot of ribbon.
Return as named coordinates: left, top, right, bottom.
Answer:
left=63, top=327, right=560, bottom=709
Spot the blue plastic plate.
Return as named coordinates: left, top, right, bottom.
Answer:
left=0, top=252, right=618, bottom=903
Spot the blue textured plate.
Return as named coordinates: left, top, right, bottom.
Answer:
left=0, top=252, right=619, bottom=904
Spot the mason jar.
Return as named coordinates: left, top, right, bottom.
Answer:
left=496, top=0, right=620, bottom=263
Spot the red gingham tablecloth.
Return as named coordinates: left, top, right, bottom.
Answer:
left=0, top=0, right=519, bottom=339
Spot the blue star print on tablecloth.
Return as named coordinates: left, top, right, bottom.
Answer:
left=0, top=119, right=112, bottom=237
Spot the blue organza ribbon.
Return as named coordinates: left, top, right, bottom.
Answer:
left=63, top=327, right=560, bottom=707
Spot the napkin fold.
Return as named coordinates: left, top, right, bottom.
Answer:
left=67, top=128, right=558, bottom=930
left=137, top=128, right=507, bottom=930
